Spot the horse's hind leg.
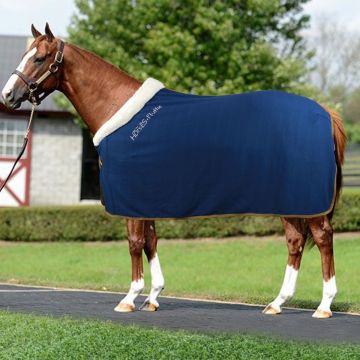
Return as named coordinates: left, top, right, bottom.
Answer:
left=114, top=219, right=145, bottom=312
left=140, top=220, right=165, bottom=311
left=308, top=216, right=337, bottom=318
left=263, top=217, right=307, bottom=315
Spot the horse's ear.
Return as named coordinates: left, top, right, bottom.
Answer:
left=44, top=22, right=54, bottom=42
left=31, top=24, right=42, bottom=39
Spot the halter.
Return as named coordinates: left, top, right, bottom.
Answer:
left=12, top=40, right=65, bottom=106
left=0, top=40, right=65, bottom=194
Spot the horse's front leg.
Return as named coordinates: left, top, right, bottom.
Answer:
left=140, top=220, right=165, bottom=311
left=114, top=219, right=145, bottom=312
left=263, top=217, right=307, bottom=315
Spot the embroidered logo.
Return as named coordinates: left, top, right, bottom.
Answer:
left=130, top=105, right=162, bottom=141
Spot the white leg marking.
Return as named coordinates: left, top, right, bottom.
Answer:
left=270, top=265, right=299, bottom=311
left=139, top=253, right=165, bottom=310
left=148, top=253, right=165, bottom=307
left=2, top=47, right=37, bottom=98
left=317, top=276, right=337, bottom=312
left=119, top=278, right=144, bottom=307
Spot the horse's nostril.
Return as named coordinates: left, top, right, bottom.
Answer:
left=2, top=89, right=14, bottom=105
left=6, top=93, right=14, bottom=103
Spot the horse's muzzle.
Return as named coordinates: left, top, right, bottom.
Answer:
left=2, top=88, right=25, bottom=109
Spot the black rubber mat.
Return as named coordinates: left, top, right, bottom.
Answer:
left=0, top=284, right=358, bottom=343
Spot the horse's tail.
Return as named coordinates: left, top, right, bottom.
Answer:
left=326, top=107, right=347, bottom=221
left=305, top=107, right=346, bottom=248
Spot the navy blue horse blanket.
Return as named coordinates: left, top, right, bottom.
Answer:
left=94, top=78, right=336, bottom=219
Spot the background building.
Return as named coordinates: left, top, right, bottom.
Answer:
left=0, top=35, right=99, bottom=206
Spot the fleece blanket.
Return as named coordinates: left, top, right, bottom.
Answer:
left=94, top=78, right=336, bottom=219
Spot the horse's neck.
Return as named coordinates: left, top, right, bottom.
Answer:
left=59, top=43, right=141, bottom=135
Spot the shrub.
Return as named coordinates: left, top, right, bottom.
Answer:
left=0, top=192, right=358, bottom=241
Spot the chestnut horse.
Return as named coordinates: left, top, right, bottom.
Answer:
left=1, top=24, right=346, bottom=318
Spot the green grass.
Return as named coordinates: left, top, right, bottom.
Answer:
left=343, top=187, right=360, bottom=195
left=0, top=311, right=358, bottom=359
left=0, top=235, right=359, bottom=313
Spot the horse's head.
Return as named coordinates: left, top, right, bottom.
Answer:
left=2, top=23, right=64, bottom=109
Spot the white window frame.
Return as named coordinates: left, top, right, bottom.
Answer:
left=0, top=118, right=27, bottom=159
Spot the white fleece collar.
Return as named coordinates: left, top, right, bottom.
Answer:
left=93, top=78, right=165, bottom=146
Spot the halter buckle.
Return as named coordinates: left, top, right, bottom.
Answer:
left=29, top=82, right=38, bottom=92
left=55, top=50, right=64, bottom=64
left=49, top=63, right=59, bottom=73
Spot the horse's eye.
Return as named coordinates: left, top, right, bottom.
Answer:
left=34, top=56, right=46, bottom=64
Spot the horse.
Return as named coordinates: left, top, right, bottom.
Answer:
left=1, top=24, right=346, bottom=318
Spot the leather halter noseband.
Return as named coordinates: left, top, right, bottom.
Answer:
left=12, top=40, right=65, bottom=105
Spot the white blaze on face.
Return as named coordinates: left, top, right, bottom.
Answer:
left=1, top=47, right=37, bottom=100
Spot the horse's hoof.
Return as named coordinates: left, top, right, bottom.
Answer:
left=114, top=302, right=135, bottom=313
left=262, top=304, right=281, bottom=315
left=312, top=308, right=332, bottom=319
left=139, top=300, right=158, bottom=312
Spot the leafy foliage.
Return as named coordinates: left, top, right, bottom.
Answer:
left=0, top=191, right=359, bottom=241
left=67, top=0, right=312, bottom=95
left=344, top=123, right=360, bottom=144
left=309, top=17, right=360, bottom=144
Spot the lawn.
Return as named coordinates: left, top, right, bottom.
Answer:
left=343, top=187, right=360, bottom=195
left=0, top=234, right=359, bottom=313
left=0, top=311, right=358, bottom=360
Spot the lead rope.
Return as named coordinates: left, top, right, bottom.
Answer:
left=0, top=102, right=36, bottom=193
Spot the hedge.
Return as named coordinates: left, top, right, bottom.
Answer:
left=0, top=193, right=359, bottom=241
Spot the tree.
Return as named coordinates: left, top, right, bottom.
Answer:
left=308, top=16, right=360, bottom=95
left=344, top=87, right=360, bottom=124
left=67, top=0, right=312, bottom=95
left=306, top=16, right=360, bottom=144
